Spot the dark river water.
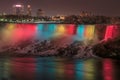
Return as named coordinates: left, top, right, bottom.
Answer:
left=0, top=57, right=120, bottom=80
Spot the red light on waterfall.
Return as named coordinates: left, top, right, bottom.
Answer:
left=26, top=24, right=36, bottom=31
left=104, top=25, right=114, bottom=40
left=24, top=24, right=36, bottom=39
left=12, top=24, right=36, bottom=42
left=67, top=24, right=75, bottom=35
left=12, top=24, right=24, bottom=42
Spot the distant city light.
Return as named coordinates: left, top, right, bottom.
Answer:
left=15, top=5, right=22, bottom=7
left=27, top=5, right=31, bottom=8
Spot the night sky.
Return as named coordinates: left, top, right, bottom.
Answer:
left=0, top=0, right=120, bottom=16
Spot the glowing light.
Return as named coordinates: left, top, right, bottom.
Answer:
left=36, top=24, right=44, bottom=39
left=67, top=24, right=75, bottom=35
left=7, top=24, right=15, bottom=30
left=104, top=25, right=114, bottom=40
left=37, top=24, right=43, bottom=31
left=3, top=59, right=11, bottom=79
left=24, top=24, right=36, bottom=39
left=77, top=25, right=85, bottom=40
left=48, top=24, right=56, bottom=38
left=84, top=59, right=95, bottom=80
left=11, top=24, right=36, bottom=43
left=47, top=24, right=56, bottom=32
left=2, top=23, right=119, bottom=46
left=15, top=5, right=22, bottom=7
left=75, top=60, right=84, bottom=80
left=1, top=24, right=36, bottom=43
left=42, top=24, right=52, bottom=39
left=58, top=25, right=66, bottom=33
left=56, top=61, right=65, bottom=79
left=103, top=59, right=114, bottom=80
left=84, top=25, right=95, bottom=40
left=55, top=24, right=66, bottom=36
left=2, top=23, right=16, bottom=43
left=65, top=62, right=74, bottom=80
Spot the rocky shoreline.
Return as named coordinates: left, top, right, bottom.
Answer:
left=0, top=36, right=120, bottom=59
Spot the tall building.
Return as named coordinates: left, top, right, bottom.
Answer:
left=37, top=9, right=45, bottom=17
left=27, top=5, right=32, bottom=16
left=13, top=4, right=24, bottom=15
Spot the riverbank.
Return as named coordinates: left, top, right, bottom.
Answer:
left=0, top=38, right=120, bottom=60
left=93, top=37, right=120, bottom=59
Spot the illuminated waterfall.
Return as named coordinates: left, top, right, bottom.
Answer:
left=0, top=23, right=96, bottom=45
left=66, top=24, right=76, bottom=35
left=1, top=23, right=119, bottom=46
left=104, top=25, right=114, bottom=40
left=76, top=25, right=85, bottom=41
left=55, top=24, right=66, bottom=36
left=84, top=25, right=95, bottom=40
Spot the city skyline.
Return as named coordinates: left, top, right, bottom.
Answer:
left=0, top=0, right=120, bottom=16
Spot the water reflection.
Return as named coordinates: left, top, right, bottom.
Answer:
left=0, top=57, right=119, bottom=80
left=0, top=58, right=10, bottom=80
left=75, top=59, right=84, bottom=80
left=84, top=59, right=96, bottom=80
left=36, top=58, right=56, bottom=80
left=103, top=59, right=114, bottom=80
left=11, top=58, right=36, bottom=80
left=64, top=61, right=75, bottom=80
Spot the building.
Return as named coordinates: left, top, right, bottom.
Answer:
left=51, top=15, right=65, bottom=21
left=13, top=4, right=24, bottom=15
left=80, top=11, right=92, bottom=17
left=27, top=5, right=32, bottom=16
left=36, top=9, right=45, bottom=17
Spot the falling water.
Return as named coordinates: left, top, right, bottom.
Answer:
left=0, top=23, right=120, bottom=57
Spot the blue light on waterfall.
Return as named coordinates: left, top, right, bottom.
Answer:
left=36, top=24, right=44, bottom=39
left=48, top=24, right=56, bottom=38
left=42, top=24, right=52, bottom=40
left=48, top=24, right=56, bottom=33
left=76, top=25, right=85, bottom=40
left=37, top=24, right=44, bottom=31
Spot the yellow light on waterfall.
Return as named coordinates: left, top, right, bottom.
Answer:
left=2, top=24, right=16, bottom=42
left=7, top=23, right=15, bottom=30
left=58, top=25, right=65, bottom=33
left=55, top=24, right=66, bottom=36
left=84, top=25, right=95, bottom=40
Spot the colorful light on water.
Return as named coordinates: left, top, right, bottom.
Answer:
left=56, top=61, right=65, bottom=79
left=84, top=59, right=96, bottom=80
left=3, top=59, right=11, bottom=79
left=75, top=60, right=84, bottom=80
left=103, top=59, right=114, bottom=80
left=65, top=61, right=74, bottom=80
left=0, top=58, right=119, bottom=80
left=11, top=58, right=36, bottom=80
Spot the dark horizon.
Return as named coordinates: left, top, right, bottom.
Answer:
left=0, top=0, right=120, bottom=16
